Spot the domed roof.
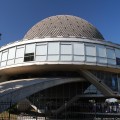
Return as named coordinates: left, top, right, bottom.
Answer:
left=24, top=15, right=104, bottom=40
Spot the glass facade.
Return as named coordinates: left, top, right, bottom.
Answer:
left=16, top=46, right=25, bottom=58
left=85, top=45, right=96, bottom=56
left=91, top=70, right=118, bottom=91
left=97, top=45, right=106, bottom=57
left=48, top=42, right=59, bottom=61
left=36, top=44, right=47, bottom=55
left=8, top=47, right=16, bottom=60
left=2, top=50, right=8, bottom=61
left=25, top=44, right=35, bottom=53
left=0, top=40, right=119, bottom=67
left=115, top=48, right=120, bottom=58
left=48, top=42, right=59, bottom=54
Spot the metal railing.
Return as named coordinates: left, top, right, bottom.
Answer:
left=1, top=101, right=120, bottom=120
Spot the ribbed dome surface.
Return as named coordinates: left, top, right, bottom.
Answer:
left=24, top=15, right=104, bottom=40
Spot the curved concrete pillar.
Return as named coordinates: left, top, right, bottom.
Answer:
left=81, top=70, right=117, bottom=97
left=0, top=77, right=85, bottom=113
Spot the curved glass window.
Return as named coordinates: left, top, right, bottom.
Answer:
left=25, top=44, right=35, bottom=53
left=107, top=59, right=116, bottom=65
left=36, top=43, right=47, bottom=55
left=60, top=42, right=72, bottom=61
left=15, top=58, right=24, bottom=64
left=7, top=59, right=14, bottom=65
left=48, top=42, right=59, bottom=61
left=48, top=55, right=59, bottom=61
left=74, top=56, right=84, bottom=61
left=85, top=45, right=96, bottom=56
left=8, top=47, right=16, bottom=60
left=115, top=49, right=120, bottom=58
left=107, top=48, right=115, bottom=59
left=86, top=56, right=96, bottom=62
left=73, top=43, right=84, bottom=55
left=48, top=42, right=59, bottom=54
left=61, top=55, right=72, bottom=61
left=1, top=61, right=6, bottom=67
left=36, top=43, right=47, bottom=61
left=16, top=46, right=25, bottom=58
left=115, top=49, right=120, bottom=65
left=97, top=57, right=107, bottom=64
left=36, top=56, right=46, bottom=61
left=2, top=50, right=8, bottom=61
left=61, top=42, right=72, bottom=55
left=97, top=45, right=106, bottom=57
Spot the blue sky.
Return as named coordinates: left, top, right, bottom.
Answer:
left=0, top=0, right=120, bottom=46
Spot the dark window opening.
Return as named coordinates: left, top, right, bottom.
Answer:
left=116, top=57, right=120, bottom=65
left=24, top=53, right=34, bottom=62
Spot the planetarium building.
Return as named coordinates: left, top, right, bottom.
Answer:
left=0, top=15, right=120, bottom=119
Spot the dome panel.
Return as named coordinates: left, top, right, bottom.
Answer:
left=24, top=15, right=104, bottom=40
